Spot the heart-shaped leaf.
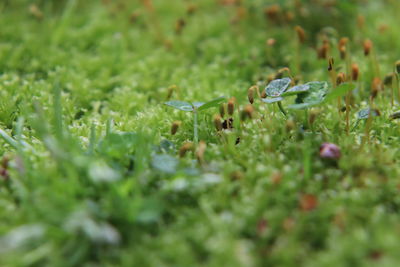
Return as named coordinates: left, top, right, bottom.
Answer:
left=164, top=101, right=193, bottom=112
left=197, top=96, right=226, bottom=111
left=261, top=97, right=284, bottom=103
left=324, top=83, right=355, bottom=102
left=282, top=84, right=310, bottom=97
left=288, top=81, right=328, bottom=109
left=265, top=78, right=291, bottom=97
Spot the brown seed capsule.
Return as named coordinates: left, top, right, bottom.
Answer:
left=241, top=104, right=254, bottom=121
left=130, top=11, right=139, bottom=23
left=309, top=109, right=319, bottom=126
left=186, top=4, right=197, bottom=15
left=285, top=11, right=294, bottom=22
left=260, top=90, right=267, bottom=99
left=267, top=74, right=275, bottom=83
left=357, top=15, right=365, bottom=29
left=351, top=63, right=359, bottom=81
left=264, top=4, right=280, bottom=22
left=371, top=77, right=382, bottom=99
left=230, top=170, right=243, bottom=181
left=295, top=26, right=306, bottom=43
left=363, top=39, right=372, bottom=56
left=317, top=43, right=329, bottom=59
left=196, top=141, right=206, bottom=164
left=219, top=103, right=226, bottom=118
left=336, top=72, right=346, bottom=86
left=300, top=194, right=318, bottom=211
left=266, top=38, right=276, bottom=46
left=247, top=86, right=255, bottom=104
left=328, top=57, right=334, bottom=71
left=179, top=142, right=193, bottom=157
left=171, top=121, right=181, bottom=135
left=339, top=46, right=346, bottom=60
left=227, top=98, right=235, bottom=116
left=384, top=73, right=394, bottom=86
left=395, top=60, right=400, bottom=74
left=175, top=18, right=186, bottom=35
left=29, top=4, right=43, bottom=20
left=285, top=119, right=295, bottom=132
left=338, top=37, right=349, bottom=49
left=213, top=114, right=223, bottom=131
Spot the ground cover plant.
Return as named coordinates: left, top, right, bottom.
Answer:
left=1, top=0, right=400, bottom=266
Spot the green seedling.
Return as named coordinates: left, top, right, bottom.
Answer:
left=165, top=96, right=226, bottom=144
left=262, top=78, right=292, bottom=115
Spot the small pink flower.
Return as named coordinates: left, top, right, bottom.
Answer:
left=319, top=143, right=341, bottom=160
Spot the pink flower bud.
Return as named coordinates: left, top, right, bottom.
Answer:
left=319, top=143, right=341, bottom=160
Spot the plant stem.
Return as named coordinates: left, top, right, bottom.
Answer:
left=193, top=109, right=198, bottom=144
left=277, top=101, right=287, bottom=116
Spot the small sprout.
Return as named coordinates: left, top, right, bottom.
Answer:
left=320, top=143, right=341, bottom=160
left=351, top=63, right=359, bottom=81
left=247, top=86, right=255, bottom=104
left=179, top=142, right=193, bottom=158
left=295, top=26, right=306, bottom=43
left=266, top=38, right=276, bottom=46
left=363, top=39, right=372, bottom=56
left=219, top=103, right=226, bottom=118
left=227, top=97, right=235, bottom=116
left=336, top=72, right=346, bottom=86
left=390, top=111, right=400, bottom=120
left=328, top=57, right=334, bottom=71
left=170, top=121, right=181, bottom=135
left=241, top=104, right=254, bottom=121
left=196, top=141, right=207, bottom=164
left=213, top=114, right=223, bottom=131
left=300, top=194, right=318, bottom=211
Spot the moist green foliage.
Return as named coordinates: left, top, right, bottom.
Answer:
left=1, top=0, right=400, bottom=266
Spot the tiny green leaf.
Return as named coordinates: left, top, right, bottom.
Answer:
left=261, top=97, right=284, bottom=103
left=265, top=78, right=291, bottom=97
left=288, top=81, right=328, bottom=109
left=152, top=154, right=178, bottom=174
left=324, top=83, right=355, bottom=102
left=282, top=84, right=310, bottom=96
left=357, top=108, right=380, bottom=120
left=165, top=101, right=193, bottom=112
left=196, top=96, right=226, bottom=111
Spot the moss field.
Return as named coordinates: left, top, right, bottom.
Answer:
left=1, top=0, right=400, bottom=266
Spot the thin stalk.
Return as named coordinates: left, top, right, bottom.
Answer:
left=277, top=101, right=287, bottom=116
left=193, top=109, right=198, bottom=144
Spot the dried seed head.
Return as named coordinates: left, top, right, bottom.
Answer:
left=179, top=142, right=193, bottom=157
left=196, top=141, right=206, bottom=164
left=219, top=103, right=226, bottom=118
left=339, top=45, right=346, bottom=60
left=247, top=86, right=255, bottom=104
left=328, top=57, right=334, bottom=71
left=351, top=63, right=359, bottom=81
left=266, top=38, right=276, bottom=46
left=371, top=77, right=382, bottom=99
left=295, top=26, right=306, bottom=43
left=171, top=121, right=181, bottom=135
left=384, top=73, right=395, bottom=86
left=336, top=72, right=346, bottom=86
left=241, top=104, right=254, bottom=121
left=227, top=98, right=235, bottom=116
left=319, top=143, right=341, bottom=160
left=363, top=39, right=372, bottom=56
left=213, top=114, right=223, bottom=132
left=395, top=60, right=400, bottom=74
left=285, top=11, right=294, bottom=22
